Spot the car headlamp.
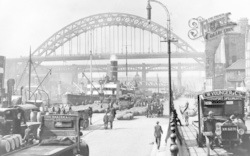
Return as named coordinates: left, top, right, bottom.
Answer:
left=238, top=129, right=245, bottom=135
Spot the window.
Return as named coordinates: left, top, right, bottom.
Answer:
left=224, top=100, right=243, bottom=115
left=203, top=105, right=224, bottom=116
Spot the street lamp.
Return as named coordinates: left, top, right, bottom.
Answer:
left=147, top=1, right=179, bottom=155
left=146, top=0, right=173, bottom=116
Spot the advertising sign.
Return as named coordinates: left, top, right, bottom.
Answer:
left=188, top=13, right=237, bottom=40
left=200, top=13, right=237, bottom=40
left=204, top=90, right=245, bottom=97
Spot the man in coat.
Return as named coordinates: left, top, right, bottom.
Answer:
left=88, top=107, right=93, bottom=125
left=103, top=112, right=109, bottom=129
left=154, top=121, right=163, bottom=149
left=108, top=112, right=115, bottom=129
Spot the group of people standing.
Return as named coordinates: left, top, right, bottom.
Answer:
left=50, top=105, right=72, bottom=114
left=146, top=101, right=164, bottom=118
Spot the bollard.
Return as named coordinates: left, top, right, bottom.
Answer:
left=170, top=117, right=176, bottom=124
left=170, top=126, right=176, bottom=133
left=170, top=144, right=179, bottom=156
left=170, top=122, right=176, bottom=128
left=170, top=133, right=177, bottom=145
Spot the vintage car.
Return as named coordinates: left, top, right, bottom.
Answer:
left=196, top=90, right=250, bottom=148
left=3, top=114, right=89, bottom=156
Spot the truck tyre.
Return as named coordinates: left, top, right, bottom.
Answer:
left=80, top=141, right=89, bottom=156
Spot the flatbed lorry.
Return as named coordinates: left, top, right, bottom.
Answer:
left=2, top=114, right=89, bottom=156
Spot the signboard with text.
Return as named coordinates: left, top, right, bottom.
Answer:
left=203, top=90, right=245, bottom=100
left=188, top=13, right=237, bottom=40
left=200, top=13, right=237, bottom=40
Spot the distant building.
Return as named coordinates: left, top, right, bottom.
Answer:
left=244, top=27, right=250, bottom=90
left=205, top=18, right=248, bottom=90
left=226, top=59, right=245, bottom=90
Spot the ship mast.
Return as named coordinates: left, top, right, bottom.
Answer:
left=28, top=47, right=32, bottom=100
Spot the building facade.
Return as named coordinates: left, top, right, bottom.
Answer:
left=205, top=18, right=248, bottom=90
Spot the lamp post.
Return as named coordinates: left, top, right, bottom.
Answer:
left=147, top=0, right=178, bottom=155
left=146, top=0, right=173, bottom=117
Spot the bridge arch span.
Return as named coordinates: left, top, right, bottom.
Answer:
left=33, top=12, right=200, bottom=63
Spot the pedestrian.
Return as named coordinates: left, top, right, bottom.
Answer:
left=108, top=113, right=115, bottom=129
left=23, top=124, right=33, bottom=145
left=103, top=112, right=109, bottom=129
left=184, top=111, right=189, bottom=126
left=160, top=103, right=164, bottom=116
left=154, top=121, right=163, bottom=150
left=61, top=108, right=66, bottom=114
left=206, top=111, right=216, bottom=149
left=52, top=106, right=55, bottom=113
left=57, top=107, right=61, bottom=114
left=110, top=107, right=116, bottom=118
left=88, top=107, right=93, bottom=125
left=146, top=103, right=150, bottom=118
left=13, top=112, right=22, bottom=135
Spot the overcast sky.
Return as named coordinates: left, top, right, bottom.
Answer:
left=1, top=0, right=250, bottom=58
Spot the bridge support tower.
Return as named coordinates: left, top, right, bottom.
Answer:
left=177, top=63, right=182, bottom=91
left=142, top=63, right=147, bottom=91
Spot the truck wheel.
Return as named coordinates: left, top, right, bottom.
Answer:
left=80, top=141, right=89, bottom=156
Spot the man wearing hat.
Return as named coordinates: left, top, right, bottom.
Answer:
left=154, top=121, right=163, bottom=150
left=206, top=111, right=216, bottom=149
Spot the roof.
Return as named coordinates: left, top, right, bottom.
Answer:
left=226, top=59, right=245, bottom=71
left=14, top=104, right=39, bottom=110
left=0, top=107, right=17, bottom=112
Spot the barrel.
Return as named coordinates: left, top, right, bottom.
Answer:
left=37, top=112, right=42, bottom=122
left=6, top=137, right=15, bottom=151
left=12, top=134, right=21, bottom=149
left=30, top=111, right=38, bottom=122
left=0, top=139, right=11, bottom=154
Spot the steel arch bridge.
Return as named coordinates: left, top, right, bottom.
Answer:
left=31, top=12, right=204, bottom=64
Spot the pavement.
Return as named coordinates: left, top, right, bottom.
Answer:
left=150, top=123, right=169, bottom=156
left=150, top=97, right=195, bottom=156
left=81, top=97, right=194, bottom=156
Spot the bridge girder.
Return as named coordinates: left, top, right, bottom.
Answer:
left=38, top=63, right=204, bottom=73
left=8, top=52, right=204, bottom=62
left=31, top=12, right=204, bottom=64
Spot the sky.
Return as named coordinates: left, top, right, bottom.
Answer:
left=0, top=0, right=250, bottom=58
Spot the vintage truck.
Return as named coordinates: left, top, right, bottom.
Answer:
left=196, top=90, right=250, bottom=149
left=2, top=114, right=89, bottom=156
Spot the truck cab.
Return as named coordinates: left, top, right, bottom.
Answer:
left=196, top=90, right=250, bottom=148
left=4, top=114, right=89, bottom=156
